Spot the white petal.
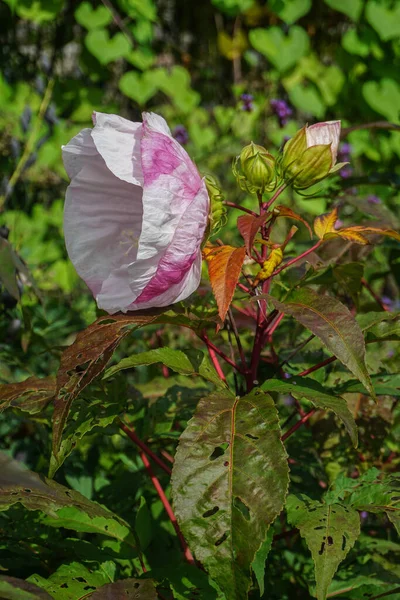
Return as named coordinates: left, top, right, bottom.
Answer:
left=91, top=112, right=143, bottom=185
left=306, top=120, right=341, bottom=163
left=63, top=129, right=144, bottom=305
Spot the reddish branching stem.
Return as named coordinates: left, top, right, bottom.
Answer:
left=297, top=356, right=336, bottom=377
left=201, top=333, right=243, bottom=373
left=138, top=449, right=195, bottom=565
left=281, top=409, right=316, bottom=442
left=272, top=240, right=323, bottom=278
left=361, top=278, right=390, bottom=311
left=224, top=201, right=258, bottom=216
left=119, top=421, right=172, bottom=476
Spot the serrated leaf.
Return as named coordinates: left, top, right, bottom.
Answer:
left=204, top=245, right=246, bottom=323
left=261, top=377, right=358, bottom=446
left=0, top=576, right=52, bottom=599
left=52, top=312, right=159, bottom=473
left=251, top=527, right=274, bottom=596
left=0, top=453, right=137, bottom=551
left=269, top=288, right=375, bottom=400
left=90, top=578, right=158, bottom=598
left=286, top=495, right=360, bottom=600
left=0, top=377, right=55, bottom=415
left=103, top=347, right=225, bottom=389
left=314, top=208, right=339, bottom=240
left=237, top=213, right=269, bottom=256
left=28, top=563, right=109, bottom=600
left=275, top=205, right=313, bottom=238
left=171, top=388, right=289, bottom=599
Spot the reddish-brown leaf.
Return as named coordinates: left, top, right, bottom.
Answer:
left=237, top=213, right=269, bottom=255
left=53, top=312, right=159, bottom=461
left=275, top=205, right=313, bottom=238
left=0, top=376, right=55, bottom=415
left=204, top=245, right=246, bottom=322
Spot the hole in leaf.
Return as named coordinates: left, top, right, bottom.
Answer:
left=134, top=583, right=140, bottom=589
left=209, top=443, right=228, bottom=461
left=215, top=532, right=228, bottom=547
left=327, top=536, right=333, bottom=546
left=24, top=488, right=31, bottom=493
left=105, top=525, right=109, bottom=531
left=60, top=583, right=68, bottom=589
left=245, top=433, right=259, bottom=440
left=342, top=535, right=347, bottom=551
left=203, top=506, right=219, bottom=518
left=75, top=577, right=87, bottom=583
left=314, top=526, right=324, bottom=530
left=318, top=542, right=325, bottom=555
left=83, top=586, right=96, bottom=591
left=234, top=497, right=251, bottom=521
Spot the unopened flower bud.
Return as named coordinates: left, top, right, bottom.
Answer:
left=280, top=121, right=347, bottom=190
left=234, top=142, right=276, bottom=194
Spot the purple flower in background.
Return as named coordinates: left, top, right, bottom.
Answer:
left=270, top=98, right=292, bottom=127
left=240, top=93, right=254, bottom=112
left=337, top=142, right=353, bottom=179
left=367, top=194, right=381, bottom=205
left=173, top=125, right=189, bottom=146
left=62, top=112, right=209, bottom=313
left=360, top=511, right=368, bottom=520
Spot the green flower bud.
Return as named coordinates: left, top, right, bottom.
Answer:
left=234, top=142, right=276, bottom=194
left=280, top=121, right=346, bottom=190
left=205, top=174, right=227, bottom=235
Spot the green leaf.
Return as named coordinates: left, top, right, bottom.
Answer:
left=85, top=29, right=131, bottom=65
left=0, top=453, right=137, bottom=551
left=268, top=0, right=312, bottom=23
left=251, top=527, right=274, bottom=596
left=249, top=26, right=310, bottom=72
left=27, top=563, right=109, bottom=599
left=135, top=496, right=152, bottom=550
left=0, top=576, right=52, bottom=599
left=268, top=288, right=375, bottom=400
left=323, top=0, right=363, bottom=21
left=361, top=313, right=400, bottom=343
left=0, top=238, right=20, bottom=300
left=0, top=376, right=55, bottom=415
left=171, top=388, right=289, bottom=599
left=335, top=372, right=400, bottom=397
left=261, top=377, right=358, bottom=446
left=341, top=28, right=371, bottom=57
left=104, top=347, right=225, bottom=389
left=118, top=70, right=159, bottom=105
left=287, top=83, right=326, bottom=118
left=74, top=2, right=112, bottom=30
left=89, top=578, right=158, bottom=598
left=366, top=1, right=400, bottom=41
left=362, top=79, right=400, bottom=123
left=286, top=495, right=360, bottom=600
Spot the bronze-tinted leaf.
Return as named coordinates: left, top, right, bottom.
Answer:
left=0, top=575, right=53, bottom=599
left=204, top=245, right=246, bottom=323
left=237, top=213, right=269, bottom=255
left=89, top=578, right=157, bottom=599
left=275, top=205, right=313, bottom=238
left=0, top=377, right=55, bottom=415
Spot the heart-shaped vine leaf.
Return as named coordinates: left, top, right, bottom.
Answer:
left=171, top=388, right=289, bottom=599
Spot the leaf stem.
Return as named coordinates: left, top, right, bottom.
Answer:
left=201, top=333, right=243, bottom=374
left=137, top=448, right=195, bottom=565
left=272, top=240, right=323, bottom=278
left=263, top=184, right=287, bottom=211
left=297, top=356, right=336, bottom=377
left=361, top=278, right=390, bottom=311
left=118, top=420, right=172, bottom=476
left=281, top=409, right=316, bottom=442
left=224, top=201, right=258, bottom=216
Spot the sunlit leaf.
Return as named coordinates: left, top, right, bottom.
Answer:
left=104, top=347, right=226, bottom=389
left=0, top=576, right=52, bottom=599
left=269, top=288, right=376, bottom=400
left=286, top=495, right=360, bottom=600
left=28, top=563, right=109, bottom=600
left=171, top=388, right=289, bottom=599
left=314, top=207, right=338, bottom=240
left=203, top=245, right=246, bottom=323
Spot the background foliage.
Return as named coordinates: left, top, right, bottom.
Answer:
left=0, top=0, right=399, bottom=598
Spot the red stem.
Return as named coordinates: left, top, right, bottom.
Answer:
left=119, top=421, right=172, bottom=476
left=224, top=201, right=258, bottom=216
left=297, top=355, right=336, bottom=377
left=263, top=184, right=286, bottom=210
left=281, top=409, right=316, bottom=442
left=272, top=240, right=323, bottom=278
left=138, top=449, right=195, bottom=565
left=361, top=278, right=390, bottom=311
left=206, top=343, right=227, bottom=382
left=201, top=333, right=243, bottom=373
